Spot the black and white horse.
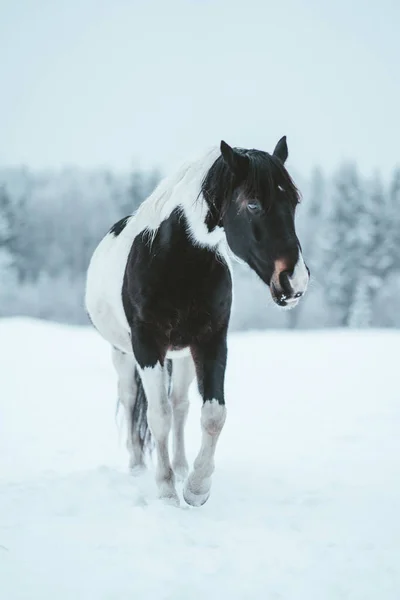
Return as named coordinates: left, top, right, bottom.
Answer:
left=85, top=137, right=309, bottom=507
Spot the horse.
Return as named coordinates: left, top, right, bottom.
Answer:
left=85, top=137, right=309, bottom=507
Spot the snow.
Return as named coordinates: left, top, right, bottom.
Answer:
left=1, top=318, right=399, bottom=599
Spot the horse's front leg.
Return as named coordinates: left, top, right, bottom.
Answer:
left=183, top=330, right=228, bottom=507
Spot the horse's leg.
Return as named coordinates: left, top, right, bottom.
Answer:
left=131, top=326, right=179, bottom=505
left=170, top=356, right=196, bottom=481
left=111, top=347, right=145, bottom=471
left=183, top=330, right=228, bottom=507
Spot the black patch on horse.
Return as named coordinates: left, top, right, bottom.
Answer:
left=110, top=216, right=130, bottom=236
left=121, top=207, right=232, bottom=378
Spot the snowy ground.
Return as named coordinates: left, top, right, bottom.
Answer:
left=0, top=318, right=399, bottom=599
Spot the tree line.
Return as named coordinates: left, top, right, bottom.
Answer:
left=1, top=162, right=400, bottom=330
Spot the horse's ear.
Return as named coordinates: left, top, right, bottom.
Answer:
left=220, top=140, right=248, bottom=175
left=273, top=136, right=288, bottom=164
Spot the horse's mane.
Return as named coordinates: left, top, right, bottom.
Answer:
left=131, top=147, right=220, bottom=233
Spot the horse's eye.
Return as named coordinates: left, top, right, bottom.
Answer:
left=247, top=202, right=261, bottom=212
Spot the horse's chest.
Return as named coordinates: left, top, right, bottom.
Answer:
left=129, top=262, right=232, bottom=344
left=122, top=212, right=233, bottom=347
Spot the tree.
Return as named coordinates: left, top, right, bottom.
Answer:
left=0, top=185, right=14, bottom=277
left=319, top=164, right=364, bottom=325
left=388, top=167, right=400, bottom=269
left=348, top=275, right=372, bottom=328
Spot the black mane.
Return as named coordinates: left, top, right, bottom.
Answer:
left=201, top=148, right=300, bottom=230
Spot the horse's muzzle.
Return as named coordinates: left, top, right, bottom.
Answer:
left=270, top=255, right=309, bottom=308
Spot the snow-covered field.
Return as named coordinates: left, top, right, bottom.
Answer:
left=1, top=318, right=399, bottom=599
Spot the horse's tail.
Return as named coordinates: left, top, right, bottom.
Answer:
left=132, top=365, right=152, bottom=455
left=132, top=359, right=173, bottom=456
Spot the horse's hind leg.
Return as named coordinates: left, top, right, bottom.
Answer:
left=112, top=347, right=145, bottom=471
left=170, top=356, right=196, bottom=481
left=137, top=361, right=180, bottom=505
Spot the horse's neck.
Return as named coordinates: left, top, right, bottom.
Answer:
left=133, top=147, right=226, bottom=249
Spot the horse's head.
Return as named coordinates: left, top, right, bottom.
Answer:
left=209, top=137, right=309, bottom=309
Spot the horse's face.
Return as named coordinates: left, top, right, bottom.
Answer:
left=220, top=138, right=309, bottom=309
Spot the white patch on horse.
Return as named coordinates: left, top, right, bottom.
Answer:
left=183, top=400, right=227, bottom=507
left=138, top=363, right=179, bottom=505
left=85, top=229, right=133, bottom=353
left=289, top=252, right=309, bottom=296
left=170, top=356, right=196, bottom=481
left=166, top=347, right=191, bottom=359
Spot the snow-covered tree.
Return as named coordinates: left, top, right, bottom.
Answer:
left=0, top=186, right=14, bottom=279
left=388, top=167, right=400, bottom=269
left=348, top=275, right=372, bottom=328
left=318, top=164, right=365, bottom=325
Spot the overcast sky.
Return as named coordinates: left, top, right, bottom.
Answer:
left=1, top=0, right=399, bottom=177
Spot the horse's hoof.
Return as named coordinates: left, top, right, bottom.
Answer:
left=183, top=484, right=210, bottom=507
left=129, top=461, right=146, bottom=476
left=157, top=478, right=180, bottom=507
left=160, top=492, right=180, bottom=507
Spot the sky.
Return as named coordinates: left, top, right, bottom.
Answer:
left=1, top=0, right=399, bottom=178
